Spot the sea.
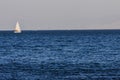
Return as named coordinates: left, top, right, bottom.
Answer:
left=0, top=30, right=120, bottom=80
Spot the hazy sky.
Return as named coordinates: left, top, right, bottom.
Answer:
left=0, top=0, right=120, bottom=30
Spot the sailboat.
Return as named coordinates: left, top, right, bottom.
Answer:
left=14, top=22, right=21, bottom=33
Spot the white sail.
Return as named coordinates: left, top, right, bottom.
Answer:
left=14, top=22, right=21, bottom=33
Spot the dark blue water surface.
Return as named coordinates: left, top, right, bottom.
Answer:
left=0, top=30, right=120, bottom=80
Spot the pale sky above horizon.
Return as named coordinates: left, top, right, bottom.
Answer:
left=0, top=0, right=120, bottom=30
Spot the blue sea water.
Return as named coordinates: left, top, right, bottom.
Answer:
left=0, top=30, right=120, bottom=80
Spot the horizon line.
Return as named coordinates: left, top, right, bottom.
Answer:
left=1, top=29, right=120, bottom=31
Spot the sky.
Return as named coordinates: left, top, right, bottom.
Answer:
left=0, top=0, right=120, bottom=30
